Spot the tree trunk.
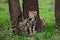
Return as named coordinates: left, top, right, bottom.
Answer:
left=23, top=0, right=45, bottom=32
left=8, top=0, right=22, bottom=35
left=55, top=0, right=60, bottom=34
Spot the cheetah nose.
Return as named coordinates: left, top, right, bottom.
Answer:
left=30, top=16, right=31, bottom=18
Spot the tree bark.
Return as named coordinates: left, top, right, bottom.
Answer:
left=23, top=0, right=45, bottom=32
left=55, top=0, right=60, bottom=34
left=8, top=0, right=22, bottom=35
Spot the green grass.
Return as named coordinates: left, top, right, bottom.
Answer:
left=0, top=0, right=60, bottom=40
left=0, top=3, right=10, bottom=25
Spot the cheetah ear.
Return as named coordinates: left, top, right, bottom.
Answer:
left=29, top=11, right=31, bottom=13
left=34, top=11, right=37, bottom=13
left=34, top=11, right=37, bottom=15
